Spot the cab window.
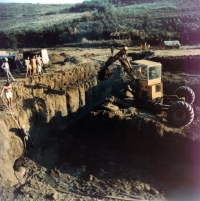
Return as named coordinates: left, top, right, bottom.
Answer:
left=148, top=66, right=161, bottom=80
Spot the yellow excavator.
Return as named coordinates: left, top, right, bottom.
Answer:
left=98, top=47, right=195, bottom=127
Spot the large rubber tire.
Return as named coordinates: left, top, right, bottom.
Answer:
left=167, top=101, right=194, bottom=127
left=174, top=86, right=195, bottom=104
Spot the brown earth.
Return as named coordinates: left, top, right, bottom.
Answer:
left=0, top=46, right=200, bottom=201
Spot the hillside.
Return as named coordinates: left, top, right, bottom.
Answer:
left=0, top=0, right=200, bottom=48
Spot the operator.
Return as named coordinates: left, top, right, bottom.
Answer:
left=149, top=68, right=157, bottom=79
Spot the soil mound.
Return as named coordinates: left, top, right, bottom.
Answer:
left=64, top=56, right=84, bottom=64
left=59, top=52, right=70, bottom=59
left=49, top=53, right=64, bottom=63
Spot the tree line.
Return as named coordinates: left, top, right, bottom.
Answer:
left=0, top=0, right=199, bottom=48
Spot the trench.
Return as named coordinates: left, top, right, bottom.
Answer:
left=1, top=55, right=200, bottom=201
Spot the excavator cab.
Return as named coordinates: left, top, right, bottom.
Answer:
left=131, top=60, right=163, bottom=100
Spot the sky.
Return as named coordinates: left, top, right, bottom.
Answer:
left=0, top=0, right=84, bottom=4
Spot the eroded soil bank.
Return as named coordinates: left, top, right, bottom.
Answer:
left=0, top=51, right=200, bottom=201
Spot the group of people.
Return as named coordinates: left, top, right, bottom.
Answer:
left=25, top=54, right=44, bottom=77
left=140, top=42, right=150, bottom=51
left=0, top=54, right=44, bottom=111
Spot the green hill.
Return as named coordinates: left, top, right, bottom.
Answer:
left=0, top=0, right=199, bottom=48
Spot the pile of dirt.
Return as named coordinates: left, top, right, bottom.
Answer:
left=49, top=53, right=64, bottom=63
left=59, top=52, right=71, bottom=59
left=64, top=55, right=84, bottom=64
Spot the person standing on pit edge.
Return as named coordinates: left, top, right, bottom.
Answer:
left=0, top=81, right=13, bottom=110
left=38, top=54, right=44, bottom=73
left=36, top=55, right=42, bottom=75
left=111, top=46, right=114, bottom=56
left=31, top=55, right=37, bottom=75
left=25, top=56, right=32, bottom=78
left=1, top=58, right=15, bottom=82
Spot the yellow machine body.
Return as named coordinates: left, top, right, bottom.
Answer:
left=132, top=60, right=163, bottom=100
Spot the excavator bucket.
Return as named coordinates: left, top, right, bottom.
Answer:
left=98, top=67, right=114, bottom=80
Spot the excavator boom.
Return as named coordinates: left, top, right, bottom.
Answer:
left=98, top=47, right=133, bottom=80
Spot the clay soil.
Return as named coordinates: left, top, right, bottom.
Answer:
left=1, top=46, right=200, bottom=201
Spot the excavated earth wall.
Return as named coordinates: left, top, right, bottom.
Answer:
left=0, top=61, right=120, bottom=187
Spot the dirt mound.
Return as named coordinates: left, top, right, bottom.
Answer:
left=64, top=56, right=84, bottom=64
left=59, top=52, right=70, bottom=59
left=83, top=53, right=95, bottom=58
left=49, top=53, right=64, bottom=63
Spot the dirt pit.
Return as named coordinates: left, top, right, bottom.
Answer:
left=8, top=107, right=200, bottom=201
left=0, top=47, right=200, bottom=201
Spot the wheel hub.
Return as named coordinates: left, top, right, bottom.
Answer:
left=174, top=109, right=186, bottom=121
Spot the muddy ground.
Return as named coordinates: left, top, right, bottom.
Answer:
left=0, top=46, right=200, bottom=201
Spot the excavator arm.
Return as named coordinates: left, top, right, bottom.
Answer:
left=98, top=46, right=135, bottom=82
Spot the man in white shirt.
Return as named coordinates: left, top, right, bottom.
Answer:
left=1, top=58, right=15, bottom=82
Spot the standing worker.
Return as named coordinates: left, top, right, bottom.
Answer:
left=36, top=55, right=42, bottom=75
left=144, top=42, right=147, bottom=51
left=111, top=46, right=114, bottom=56
left=1, top=58, right=15, bottom=82
left=38, top=54, right=44, bottom=73
left=25, top=56, right=32, bottom=78
left=20, top=125, right=34, bottom=150
left=0, top=81, right=13, bottom=110
left=31, top=55, right=37, bottom=75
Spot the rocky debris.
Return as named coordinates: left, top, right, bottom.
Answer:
left=14, top=167, right=26, bottom=184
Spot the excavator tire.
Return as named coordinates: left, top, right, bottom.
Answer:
left=167, top=101, right=194, bottom=127
left=174, top=86, right=195, bottom=104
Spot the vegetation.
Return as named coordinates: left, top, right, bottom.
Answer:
left=0, top=0, right=200, bottom=48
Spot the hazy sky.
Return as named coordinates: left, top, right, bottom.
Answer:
left=0, top=0, right=84, bottom=4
